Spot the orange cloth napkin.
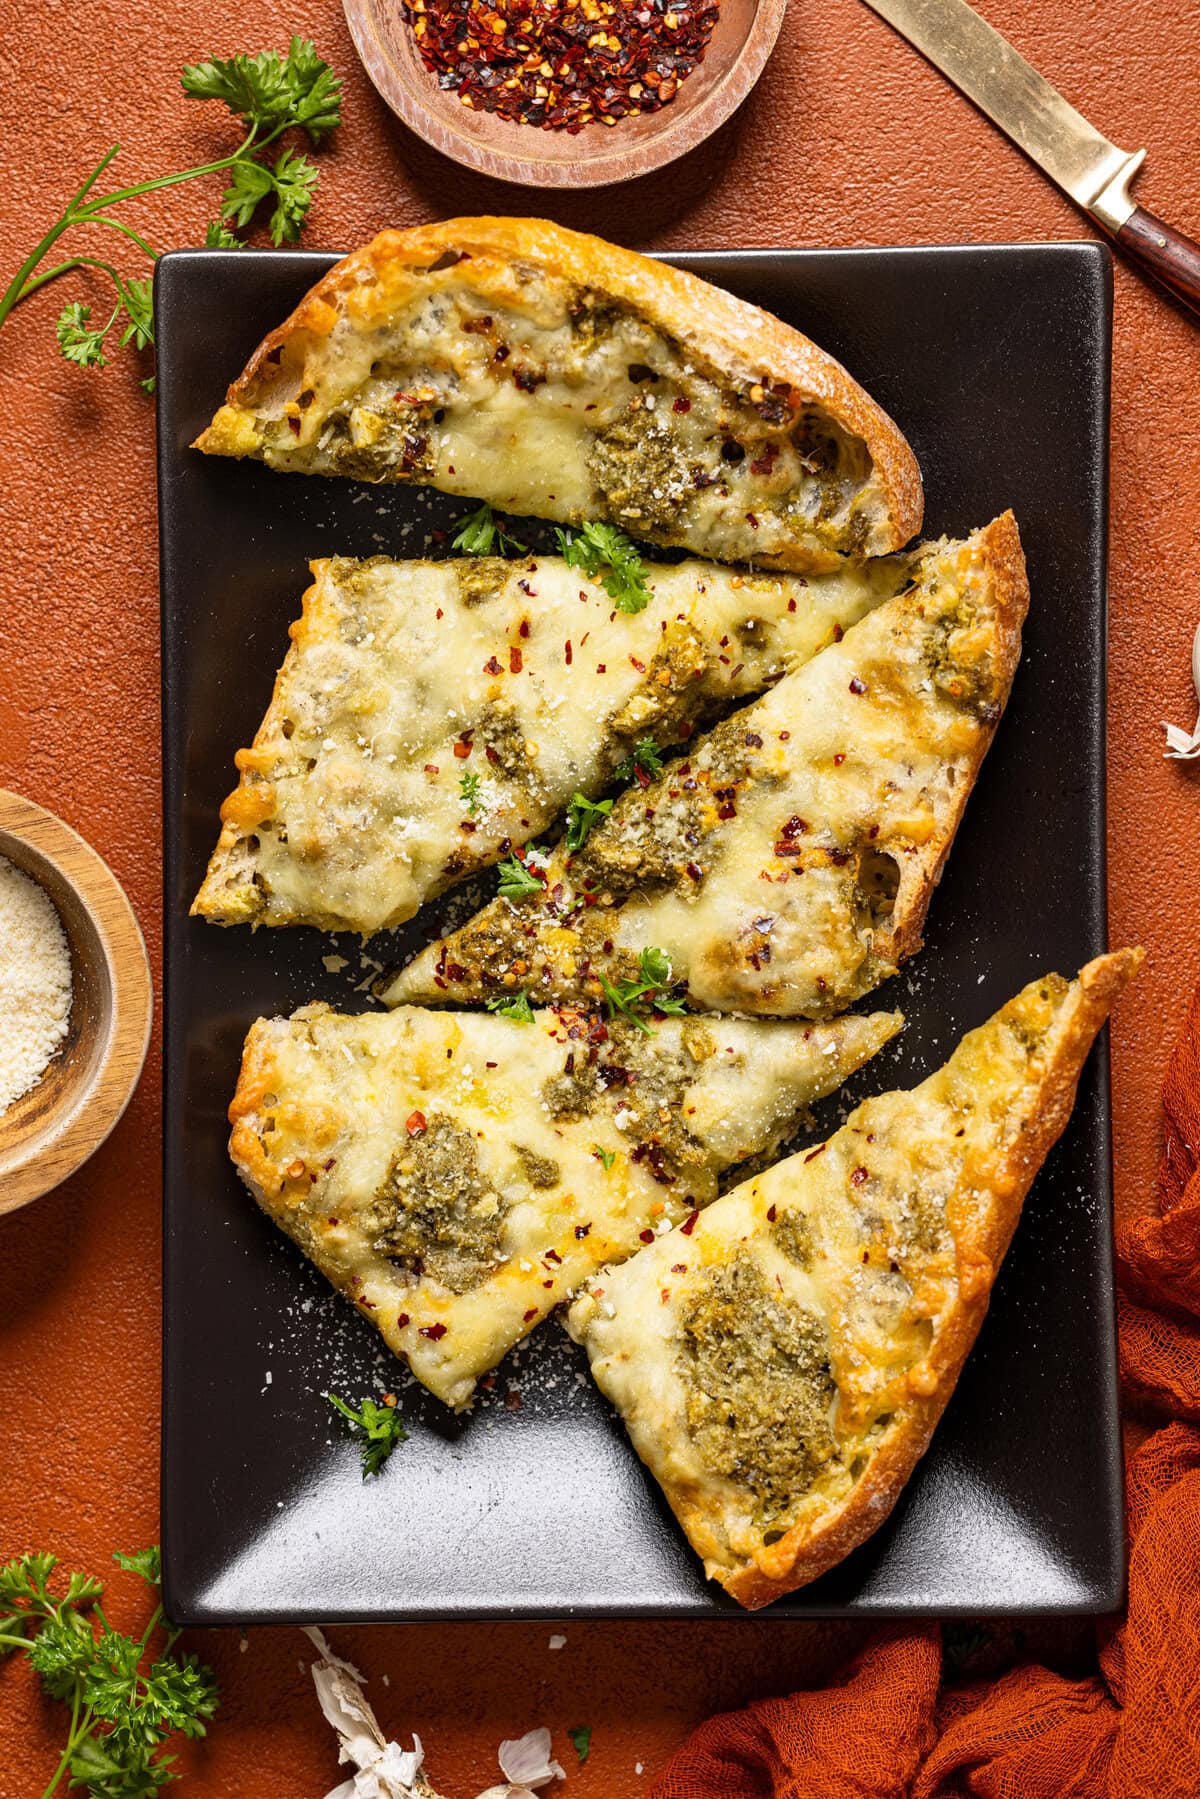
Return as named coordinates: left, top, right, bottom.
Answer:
left=653, top=979, right=1200, bottom=1799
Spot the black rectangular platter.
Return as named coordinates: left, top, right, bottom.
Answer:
left=158, top=241, right=1121, bottom=1622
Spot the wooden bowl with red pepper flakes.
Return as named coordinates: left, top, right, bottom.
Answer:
left=344, top=0, right=786, bottom=186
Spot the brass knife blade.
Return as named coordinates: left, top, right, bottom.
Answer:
left=860, top=0, right=1146, bottom=231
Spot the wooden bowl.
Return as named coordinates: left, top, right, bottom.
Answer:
left=344, top=0, right=786, bottom=188
left=0, top=790, right=152, bottom=1216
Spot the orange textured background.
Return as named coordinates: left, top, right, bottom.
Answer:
left=1, top=0, right=1198, bottom=1792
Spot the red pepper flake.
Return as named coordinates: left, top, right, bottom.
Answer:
left=575, top=1223, right=591, bottom=1238
left=419, top=1322, right=448, bottom=1340
left=686, top=861, right=702, bottom=881
left=767, top=1203, right=777, bottom=1221
left=804, top=1143, right=826, bottom=1163
left=833, top=752, right=846, bottom=766
left=523, top=1307, right=538, bottom=1322
left=453, top=737, right=473, bottom=759
left=287, top=415, right=301, bottom=435
left=787, top=598, right=797, bottom=613
left=680, top=1209, right=700, bottom=1236
left=484, top=655, right=503, bottom=675
left=564, top=639, right=573, bottom=665
left=519, top=617, right=531, bottom=638
left=435, top=607, right=444, bottom=620
left=851, top=1166, right=868, bottom=1186
left=485, top=744, right=501, bottom=765
left=545, top=1249, right=562, bottom=1264
left=509, top=646, right=523, bottom=674
left=639, top=1228, right=655, bottom=1243
left=596, top=662, right=606, bottom=674
left=671, top=1262, right=687, bottom=1273
left=400, top=0, right=722, bottom=134
left=397, top=1313, right=410, bottom=1328
left=629, top=656, right=646, bottom=673
left=832, top=622, right=844, bottom=641
left=849, top=676, right=867, bottom=695
left=673, top=396, right=692, bottom=413
left=406, top=1109, right=427, bottom=1136
left=717, top=802, right=736, bottom=820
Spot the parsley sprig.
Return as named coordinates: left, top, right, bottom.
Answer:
left=459, top=770, right=484, bottom=816
left=486, top=991, right=536, bottom=1023
left=497, top=845, right=549, bottom=901
left=565, top=790, right=613, bottom=853
left=452, top=502, right=530, bottom=557
left=556, top=522, right=652, bottom=614
left=569, top=1724, right=593, bottom=1764
left=0, top=38, right=342, bottom=388
left=613, top=737, right=665, bottom=786
left=599, top=946, right=688, bottom=1034
left=326, top=1392, right=409, bottom=1479
left=0, top=1547, right=218, bottom=1798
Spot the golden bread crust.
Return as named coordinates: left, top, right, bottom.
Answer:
left=194, top=217, right=923, bottom=569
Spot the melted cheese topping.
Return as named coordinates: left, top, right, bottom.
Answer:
left=194, top=552, right=909, bottom=933
left=386, top=526, right=1022, bottom=1016
left=568, top=971, right=1082, bottom=1584
left=200, top=259, right=884, bottom=569
left=229, top=1002, right=901, bottom=1409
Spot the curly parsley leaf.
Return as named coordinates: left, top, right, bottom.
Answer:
left=452, top=501, right=529, bottom=558
left=55, top=302, right=112, bottom=369
left=556, top=522, right=651, bottom=614
left=486, top=990, right=535, bottom=1023
left=219, top=156, right=274, bottom=231
left=599, top=946, right=687, bottom=1034
left=565, top=790, right=613, bottom=853
left=613, top=737, right=665, bottom=786
left=497, top=846, right=548, bottom=901
left=326, top=1392, right=409, bottom=1479
left=592, top=1147, right=616, bottom=1172
left=267, top=146, right=319, bottom=244
left=118, top=279, right=155, bottom=353
left=111, top=1548, right=161, bottom=1588
left=204, top=219, right=244, bottom=248
left=569, top=1725, right=593, bottom=1764
left=459, top=770, right=483, bottom=816
left=180, top=38, right=342, bottom=143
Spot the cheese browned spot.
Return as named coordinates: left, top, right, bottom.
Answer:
left=228, top=1001, right=902, bottom=1409
left=193, top=218, right=923, bottom=572
left=384, top=514, right=1029, bottom=1018
left=568, top=951, right=1142, bottom=1608
left=192, top=550, right=912, bottom=933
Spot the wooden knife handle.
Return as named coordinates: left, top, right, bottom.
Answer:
left=1116, top=205, right=1200, bottom=316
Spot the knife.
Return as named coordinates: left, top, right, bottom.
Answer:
left=861, top=0, right=1200, bottom=316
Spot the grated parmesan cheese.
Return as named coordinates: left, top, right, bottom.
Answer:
left=0, top=857, right=72, bottom=1116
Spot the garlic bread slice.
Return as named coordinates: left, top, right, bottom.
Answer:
left=229, top=1002, right=901, bottom=1410
left=194, top=217, right=922, bottom=572
left=384, top=513, right=1028, bottom=1018
left=568, top=950, right=1141, bottom=1608
left=194, top=549, right=911, bottom=933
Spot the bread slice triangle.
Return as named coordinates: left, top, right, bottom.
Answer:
left=193, top=217, right=922, bottom=573
left=383, top=513, right=1028, bottom=1018
left=568, top=949, right=1142, bottom=1608
left=229, top=1001, right=901, bottom=1409
left=193, top=549, right=912, bottom=933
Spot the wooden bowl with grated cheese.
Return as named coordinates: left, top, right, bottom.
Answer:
left=0, top=790, right=152, bottom=1214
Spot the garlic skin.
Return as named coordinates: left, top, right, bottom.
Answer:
left=1162, top=622, right=1200, bottom=759
left=305, top=1627, right=439, bottom=1799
